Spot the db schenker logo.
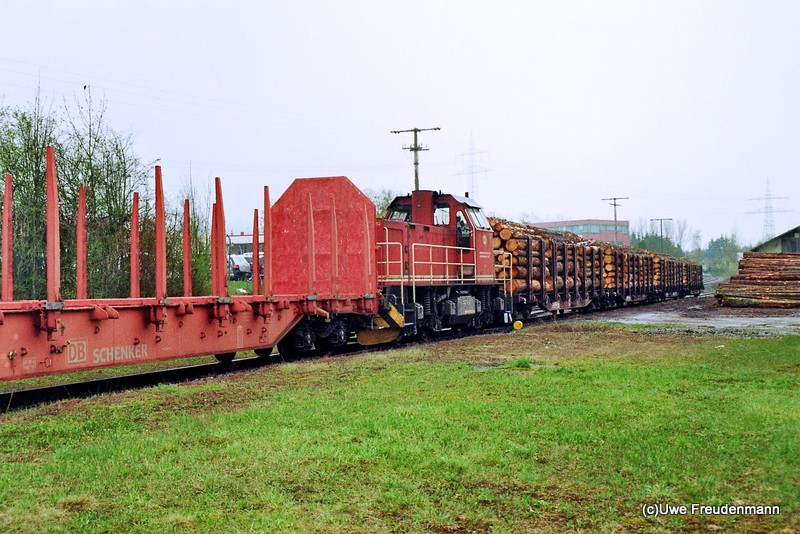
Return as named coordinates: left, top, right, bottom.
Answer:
left=66, top=339, right=88, bottom=366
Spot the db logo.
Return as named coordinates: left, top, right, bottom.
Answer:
left=66, top=339, right=88, bottom=366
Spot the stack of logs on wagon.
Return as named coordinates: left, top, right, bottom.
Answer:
left=488, top=217, right=703, bottom=313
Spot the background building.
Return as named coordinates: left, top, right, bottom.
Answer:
left=227, top=232, right=262, bottom=255
left=535, top=219, right=630, bottom=246
left=751, top=225, right=800, bottom=253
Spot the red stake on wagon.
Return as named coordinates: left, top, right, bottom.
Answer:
left=0, top=147, right=382, bottom=381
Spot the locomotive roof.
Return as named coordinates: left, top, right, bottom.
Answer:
left=450, top=193, right=483, bottom=209
left=392, top=190, right=484, bottom=210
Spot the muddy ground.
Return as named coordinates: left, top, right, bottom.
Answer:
left=573, top=276, right=800, bottom=337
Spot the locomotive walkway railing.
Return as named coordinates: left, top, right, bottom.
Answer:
left=495, top=251, right=512, bottom=300
left=376, top=240, right=405, bottom=305
left=410, top=243, right=476, bottom=303
left=378, top=240, right=511, bottom=303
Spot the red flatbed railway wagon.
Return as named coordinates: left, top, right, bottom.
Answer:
left=0, top=148, right=383, bottom=382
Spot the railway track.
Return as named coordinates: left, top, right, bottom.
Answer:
left=0, top=354, right=280, bottom=413
left=0, top=297, right=700, bottom=413
left=0, top=323, right=520, bottom=412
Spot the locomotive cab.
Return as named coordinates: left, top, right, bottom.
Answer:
left=383, top=190, right=495, bottom=281
left=376, top=190, right=508, bottom=336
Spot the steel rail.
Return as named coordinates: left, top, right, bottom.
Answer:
left=0, top=355, right=275, bottom=412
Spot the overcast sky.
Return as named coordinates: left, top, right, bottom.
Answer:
left=2, top=1, right=798, bottom=248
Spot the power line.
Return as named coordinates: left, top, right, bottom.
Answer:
left=0, top=58, right=386, bottom=132
left=601, top=196, right=629, bottom=245
left=390, top=127, right=440, bottom=191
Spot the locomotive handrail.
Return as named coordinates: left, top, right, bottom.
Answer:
left=495, top=251, right=513, bottom=301
left=377, top=240, right=405, bottom=305
left=410, top=243, right=476, bottom=304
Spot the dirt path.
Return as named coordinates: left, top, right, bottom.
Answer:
left=574, top=280, right=800, bottom=337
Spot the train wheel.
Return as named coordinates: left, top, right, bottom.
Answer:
left=314, top=336, right=334, bottom=357
left=417, top=328, right=431, bottom=344
left=392, top=330, right=406, bottom=348
left=277, top=340, right=299, bottom=361
left=254, top=347, right=274, bottom=359
left=215, top=352, right=236, bottom=363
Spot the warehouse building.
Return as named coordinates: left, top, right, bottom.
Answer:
left=535, top=219, right=630, bottom=246
left=227, top=232, right=262, bottom=255
left=751, top=225, right=800, bottom=253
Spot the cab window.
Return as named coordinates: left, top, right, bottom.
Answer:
left=456, top=211, right=471, bottom=248
left=387, top=206, right=411, bottom=221
left=434, top=204, right=450, bottom=226
left=466, top=207, right=490, bottom=229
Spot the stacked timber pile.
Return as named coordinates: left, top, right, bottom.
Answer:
left=716, top=252, right=800, bottom=308
left=653, top=254, right=666, bottom=288
left=488, top=218, right=601, bottom=295
left=572, top=240, right=653, bottom=294
left=599, top=244, right=622, bottom=290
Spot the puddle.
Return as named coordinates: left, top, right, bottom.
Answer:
left=590, top=312, right=800, bottom=336
left=474, top=362, right=558, bottom=370
left=474, top=363, right=504, bottom=370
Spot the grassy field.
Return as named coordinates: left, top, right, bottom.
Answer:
left=0, top=323, right=798, bottom=532
left=228, top=280, right=254, bottom=295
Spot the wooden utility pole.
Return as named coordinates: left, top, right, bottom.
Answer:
left=391, top=127, right=440, bottom=190
left=602, top=196, right=629, bottom=245
left=650, top=218, right=673, bottom=253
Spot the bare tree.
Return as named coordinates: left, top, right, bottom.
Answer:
left=179, top=170, right=212, bottom=296
left=58, top=89, right=149, bottom=297
left=1, top=89, right=212, bottom=300
left=0, top=90, right=60, bottom=299
left=672, top=219, right=688, bottom=251
left=364, top=187, right=400, bottom=216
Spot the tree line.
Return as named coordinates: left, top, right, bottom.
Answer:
left=629, top=218, right=746, bottom=277
left=0, top=91, right=211, bottom=300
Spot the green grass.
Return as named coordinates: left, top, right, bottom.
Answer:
left=502, top=357, right=534, bottom=369
left=228, top=280, right=253, bottom=295
left=0, top=324, right=798, bottom=532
